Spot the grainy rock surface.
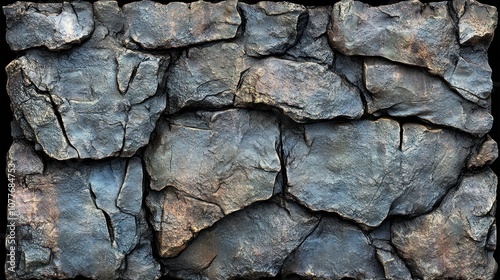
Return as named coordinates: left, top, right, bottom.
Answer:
left=3, top=0, right=498, bottom=279
left=123, top=0, right=241, bottom=49
left=144, top=109, right=281, bottom=257
left=3, top=1, right=94, bottom=51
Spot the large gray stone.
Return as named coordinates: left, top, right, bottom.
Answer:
left=453, top=0, right=498, bottom=46
left=392, top=169, right=497, bottom=279
left=123, top=0, right=240, bottom=49
left=282, top=217, right=385, bottom=279
left=3, top=1, right=94, bottom=51
left=239, top=1, right=307, bottom=56
left=6, top=41, right=169, bottom=160
left=284, top=119, right=476, bottom=227
left=5, top=142, right=159, bottom=280
left=144, top=109, right=281, bottom=257
left=328, top=0, right=458, bottom=77
left=364, top=57, right=492, bottom=135
left=235, top=57, right=363, bottom=122
left=285, top=6, right=335, bottom=64
left=163, top=200, right=318, bottom=280
left=166, top=42, right=250, bottom=114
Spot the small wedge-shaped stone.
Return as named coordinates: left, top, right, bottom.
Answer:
left=5, top=141, right=159, bottom=280
left=144, top=109, right=281, bottom=256
left=364, top=58, right=492, bottom=135
left=123, top=0, right=241, bottom=49
left=392, top=169, right=497, bottom=279
left=6, top=43, right=169, bottom=160
left=236, top=58, right=363, bottom=122
left=467, top=135, right=499, bottom=169
left=167, top=42, right=250, bottom=113
left=3, top=1, right=94, bottom=51
left=239, top=1, right=307, bottom=56
left=163, top=201, right=318, bottom=280
left=282, top=217, right=385, bottom=279
left=329, top=0, right=458, bottom=77
left=284, top=119, right=476, bottom=227
left=453, top=0, right=498, bottom=46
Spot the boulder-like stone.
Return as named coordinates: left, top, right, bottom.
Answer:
left=144, top=109, right=281, bottom=256
left=467, top=135, right=499, bottom=169
left=282, top=217, right=385, bottom=279
left=285, top=6, right=334, bottom=64
left=163, top=200, right=318, bottom=280
left=6, top=42, right=169, bottom=160
left=239, top=1, right=307, bottom=56
left=392, top=169, right=497, bottom=279
left=166, top=42, right=250, bottom=113
left=453, top=0, right=498, bottom=46
left=328, top=0, right=458, bottom=77
left=364, top=57, right=492, bottom=135
left=3, top=1, right=94, bottom=51
left=7, top=140, right=44, bottom=176
left=284, top=119, right=476, bottom=227
left=123, top=0, right=240, bottom=49
left=235, top=58, right=363, bottom=122
left=6, top=141, right=159, bottom=280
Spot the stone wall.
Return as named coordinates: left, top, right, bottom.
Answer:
left=3, top=0, right=498, bottom=279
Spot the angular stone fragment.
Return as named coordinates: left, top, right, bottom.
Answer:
left=166, top=42, right=250, bottom=113
left=163, top=200, right=318, bottom=280
left=364, top=58, right=492, bottom=135
left=284, top=119, right=476, bottom=227
left=467, top=135, right=498, bottom=169
left=239, top=1, right=307, bottom=56
left=6, top=41, right=169, bottom=160
left=453, top=0, right=498, bottom=46
left=286, top=7, right=335, bottom=64
left=3, top=1, right=94, bottom=51
left=236, top=58, right=363, bottom=122
left=7, top=140, right=44, bottom=176
left=329, top=0, right=458, bottom=77
left=123, top=0, right=240, bottom=49
left=392, top=169, right=497, bottom=279
left=5, top=142, right=159, bottom=280
left=282, top=217, right=385, bottom=279
left=144, top=109, right=281, bottom=256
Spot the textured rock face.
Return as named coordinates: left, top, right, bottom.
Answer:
left=392, top=169, right=497, bottom=279
left=3, top=0, right=497, bottom=280
left=235, top=57, right=363, bottom=122
left=3, top=1, right=94, bottom=51
left=7, top=141, right=160, bottom=280
left=144, top=109, right=281, bottom=257
left=123, top=0, right=241, bottom=49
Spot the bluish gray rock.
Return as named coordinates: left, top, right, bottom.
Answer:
left=392, top=169, right=497, bottom=280
left=123, top=0, right=241, bottom=49
left=239, top=1, right=307, bottom=56
left=162, top=200, right=318, bottom=280
left=3, top=1, right=94, bottom=51
left=282, top=217, right=385, bottom=279
left=144, top=109, right=281, bottom=257
left=235, top=57, right=363, bottom=122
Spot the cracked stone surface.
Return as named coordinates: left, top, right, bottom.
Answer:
left=235, top=57, right=363, bottom=122
left=284, top=119, right=478, bottom=227
left=6, top=141, right=160, bottom=280
left=6, top=33, right=169, bottom=160
left=166, top=42, right=250, bottom=114
left=282, top=217, right=385, bottom=279
left=3, top=1, right=94, bottom=51
left=144, top=109, right=281, bottom=257
left=364, top=57, right=493, bottom=135
left=239, top=1, right=308, bottom=56
left=3, top=0, right=498, bottom=279
left=392, top=169, right=497, bottom=279
left=123, top=0, right=241, bottom=49
left=162, top=200, right=318, bottom=280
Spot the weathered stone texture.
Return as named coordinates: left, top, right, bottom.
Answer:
left=3, top=1, right=94, bottom=51
left=3, top=0, right=497, bottom=279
